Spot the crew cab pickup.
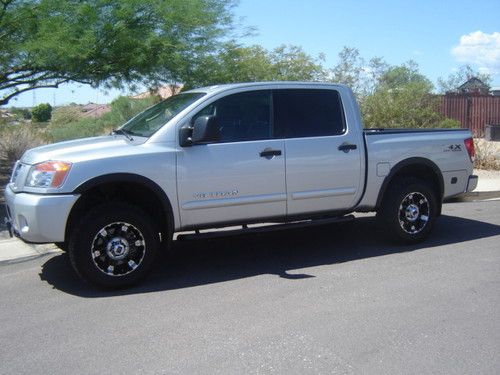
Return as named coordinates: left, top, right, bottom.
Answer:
left=4, top=82, right=478, bottom=288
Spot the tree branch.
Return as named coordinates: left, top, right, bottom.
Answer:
left=0, top=80, right=70, bottom=106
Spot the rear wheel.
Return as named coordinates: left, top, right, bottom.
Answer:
left=377, top=177, right=438, bottom=244
left=68, top=203, right=159, bottom=289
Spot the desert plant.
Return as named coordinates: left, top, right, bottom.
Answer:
left=474, top=138, right=500, bottom=170
left=10, top=107, right=32, bottom=120
left=437, top=118, right=460, bottom=128
left=31, top=103, right=52, bottom=122
left=0, top=126, right=44, bottom=165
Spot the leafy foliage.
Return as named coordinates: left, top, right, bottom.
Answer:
left=329, top=47, right=389, bottom=97
left=182, top=43, right=327, bottom=89
left=31, top=103, right=52, bottom=122
left=361, top=62, right=451, bottom=129
left=0, top=0, right=236, bottom=105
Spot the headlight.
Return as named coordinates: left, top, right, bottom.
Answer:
left=26, top=161, right=72, bottom=188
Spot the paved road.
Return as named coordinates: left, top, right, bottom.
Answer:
left=1, top=201, right=499, bottom=374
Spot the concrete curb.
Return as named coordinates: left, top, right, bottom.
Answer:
left=446, top=190, right=500, bottom=202
left=0, top=238, right=60, bottom=264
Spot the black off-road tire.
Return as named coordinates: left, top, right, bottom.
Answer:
left=377, top=177, right=438, bottom=244
left=68, top=203, right=160, bottom=289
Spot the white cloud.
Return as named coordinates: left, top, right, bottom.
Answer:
left=452, top=31, right=500, bottom=74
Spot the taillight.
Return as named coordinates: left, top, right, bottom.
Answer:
left=464, top=137, right=475, bottom=162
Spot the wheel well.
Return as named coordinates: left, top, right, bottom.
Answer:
left=377, top=161, right=443, bottom=215
left=66, top=181, right=173, bottom=244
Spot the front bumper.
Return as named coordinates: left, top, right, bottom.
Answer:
left=4, top=185, right=80, bottom=243
left=466, top=175, right=478, bottom=192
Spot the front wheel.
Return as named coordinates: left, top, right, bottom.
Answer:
left=68, top=203, right=160, bottom=289
left=377, top=177, right=438, bottom=244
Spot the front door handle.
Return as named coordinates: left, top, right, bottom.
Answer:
left=338, top=143, right=357, bottom=152
left=260, top=148, right=282, bottom=158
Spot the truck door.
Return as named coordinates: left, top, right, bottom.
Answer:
left=274, top=88, right=363, bottom=216
left=177, top=90, right=286, bottom=228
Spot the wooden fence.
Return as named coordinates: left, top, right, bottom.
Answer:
left=440, top=95, right=500, bottom=137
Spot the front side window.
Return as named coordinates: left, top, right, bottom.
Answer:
left=274, top=89, right=345, bottom=138
left=121, top=93, right=205, bottom=137
left=192, top=90, right=272, bottom=143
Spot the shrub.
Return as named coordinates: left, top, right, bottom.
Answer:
left=48, top=117, right=106, bottom=142
left=50, top=106, right=82, bottom=126
left=10, top=107, right=32, bottom=120
left=474, top=138, right=500, bottom=170
left=437, top=118, right=460, bottom=128
left=0, top=126, right=44, bottom=165
left=32, top=103, right=53, bottom=122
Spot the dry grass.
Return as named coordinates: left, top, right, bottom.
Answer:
left=474, top=138, right=500, bottom=171
left=0, top=126, right=45, bottom=203
left=0, top=126, right=44, bottom=166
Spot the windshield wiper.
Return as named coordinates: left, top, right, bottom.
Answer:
left=111, top=128, right=134, bottom=141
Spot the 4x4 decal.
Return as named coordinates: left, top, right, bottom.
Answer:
left=444, top=144, right=462, bottom=152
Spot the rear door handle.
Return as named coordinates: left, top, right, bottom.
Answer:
left=260, top=148, right=282, bottom=158
left=338, top=143, right=357, bottom=152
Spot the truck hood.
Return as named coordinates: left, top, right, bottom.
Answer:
left=21, top=135, right=147, bottom=165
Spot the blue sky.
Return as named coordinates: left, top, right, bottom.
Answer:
left=7, top=0, right=500, bottom=107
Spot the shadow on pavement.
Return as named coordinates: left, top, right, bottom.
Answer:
left=39, top=214, right=500, bottom=297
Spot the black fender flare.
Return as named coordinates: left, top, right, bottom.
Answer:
left=376, top=157, right=444, bottom=208
left=73, top=173, right=174, bottom=237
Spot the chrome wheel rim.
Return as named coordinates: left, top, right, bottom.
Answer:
left=398, top=192, right=430, bottom=234
left=91, top=222, right=146, bottom=277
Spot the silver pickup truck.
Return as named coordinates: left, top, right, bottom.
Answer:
left=5, top=82, right=477, bottom=288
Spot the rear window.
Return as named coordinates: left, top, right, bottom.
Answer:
left=274, top=89, right=345, bottom=138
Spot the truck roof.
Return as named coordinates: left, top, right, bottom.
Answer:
left=185, top=81, right=349, bottom=95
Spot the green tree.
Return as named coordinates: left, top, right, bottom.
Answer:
left=31, top=103, right=52, bottom=122
left=361, top=61, right=454, bottom=129
left=437, top=65, right=492, bottom=94
left=329, top=47, right=365, bottom=95
left=182, top=43, right=327, bottom=88
left=378, top=61, right=433, bottom=91
left=329, top=46, right=388, bottom=97
left=0, top=0, right=235, bottom=105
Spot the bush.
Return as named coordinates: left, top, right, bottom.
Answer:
left=474, top=138, right=500, bottom=170
left=437, top=118, right=460, bottom=128
left=0, top=126, right=44, bottom=165
left=48, top=117, right=107, bottom=142
left=32, top=103, right=52, bottom=122
left=50, top=106, right=82, bottom=126
left=10, top=107, right=32, bottom=120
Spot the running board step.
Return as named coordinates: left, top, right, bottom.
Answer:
left=176, top=215, right=355, bottom=241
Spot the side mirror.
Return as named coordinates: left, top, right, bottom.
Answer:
left=192, top=115, right=219, bottom=144
left=179, top=115, right=219, bottom=147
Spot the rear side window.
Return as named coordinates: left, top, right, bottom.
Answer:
left=274, top=89, right=345, bottom=138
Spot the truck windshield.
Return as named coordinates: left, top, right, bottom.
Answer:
left=120, top=93, right=205, bottom=137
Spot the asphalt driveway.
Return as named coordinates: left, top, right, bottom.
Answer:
left=1, top=200, right=499, bottom=374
